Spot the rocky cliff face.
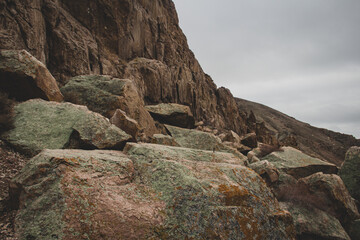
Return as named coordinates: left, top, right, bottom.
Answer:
left=236, top=98, right=360, bottom=166
left=0, top=0, right=246, bottom=135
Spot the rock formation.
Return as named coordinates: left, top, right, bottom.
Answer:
left=0, top=0, right=359, bottom=239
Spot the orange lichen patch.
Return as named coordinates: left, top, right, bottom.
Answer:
left=218, top=184, right=250, bottom=206
left=51, top=156, right=80, bottom=166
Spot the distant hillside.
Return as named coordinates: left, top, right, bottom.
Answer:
left=236, top=98, right=360, bottom=166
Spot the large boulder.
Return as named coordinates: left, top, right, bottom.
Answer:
left=145, top=103, right=195, bottom=128
left=4, top=99, right=131, bottom=155
left=248, top=160, right=280, bottom=185
left=60, top=75, right=158, bottom=137
left=125, top=143, right=295, bottom=239
left=261, top=147, right=338, bottom=179
left=0, top=50, right=63, bottom=102
left=280, top=202, right=350, bottom=240
left=10, top=146, right=295, bottom=239
left=339, top=146, right=360, bottom=203
left=294, top=173, right=359, bottom=229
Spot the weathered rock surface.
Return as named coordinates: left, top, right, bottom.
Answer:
left=261, top=147, right=338, bottom=179
left=145, top=103, right=195, bottom=128
left=4, top=99, right=131, bottom=155
left=60, top=75, right=158, bottom=137
left=150, top=134, right=179, bottom=147
left=10, top=149, right=161, bottom=240
left=10, top=146, right=296, bottom=239
left=240, top=133, right=258, bottom=149
left=248, top=160, right=280, bottom=184
left=339, top=146, right=360, bottom=203
left=0, top=0, right=247, bottom=136
left=125, top=143, right=295, bottom=239
left=0, top=50, right=63, bottom=102
left=295, top=173, right=359, bottom=229
left=110, top=109, right=141, bottom=139
left=280, top=202, right=351, bottom=240
left=236, top=98, right=360, bottom=166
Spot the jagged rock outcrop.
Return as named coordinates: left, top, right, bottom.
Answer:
left=339, top=146, right=360, bottom=204
left=0, top=0, right=247, bottom=135
left=4, top=99, right=131, bottom=155
left=236, top=98, right=360, bottom=166
left=60, top=75, right=158, bottom=137
left=10, top=146, right=296, bottom=239
left=280, top=202, right=351, bottom=240
left=261, top=147, right=338, bottom=179
left=145, top=103, right=195, bottom=128
left=0, top=50, right=63, bottom=102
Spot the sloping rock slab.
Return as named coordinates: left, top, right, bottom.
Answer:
left=10, top=149, right=164, bottom=240
left=125, top=143, right=295, bottom=239
left=124, top=143, right=245, bottom=166
left=150, top=134, right=180, bottom=147
left=339, top=146, right=360, bottom=203
left=0, top=50, right=63, bottom=102
left=165, top=125, right=247, bottom=161
left=261, top=147, right=338, bottom=179
left=145, top=103, right=195, bottom=128
left=61, top=75, right=158, bottom=137
left=280, top=202, right=350, bottom=240
left=5, top=99, right=131, bottom=155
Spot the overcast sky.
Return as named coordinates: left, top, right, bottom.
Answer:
left=172, top=0, right=360, bottom=138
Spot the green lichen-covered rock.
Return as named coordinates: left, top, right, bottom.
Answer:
left=10, top=149, right=164, bottom=240
left=12, top=145, right=296, bottom=239
left=280, top=202, right=350, bottom=240
left=339, top=146, right=360, bottom=203
left=150, top=134, right=180, bottom=147
left=165, top=125, right=247, bottom=161
left=145, top=103, right=195, bottom=128
left=60, top=75, right=158, bottom=137
left=261, top=147, right=338, bottom=179
left=4, top=99, right=131, bottom=155
left=0, top=50, right=63, bottom=102
left=124, top=142, right=245, bottom=166
left=125, top=143, right=296, bottom=239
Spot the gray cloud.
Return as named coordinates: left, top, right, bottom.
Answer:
left=173, top=0, right=360, bottom=138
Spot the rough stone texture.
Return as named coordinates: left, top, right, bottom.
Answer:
left=125, top=143, right=296, bottom=239
left=60, top=75, right=158, bottom=137
left=241, top=133, right=258, bottom=149
left=223, top=130, right=242, bottom=143
left=4, top=99, right=131, bottom=155
left=0, top=0, right=247, bottom=136
left=261, top=147, right=338, bottom=179
left=236, top=98, right=360, bottom=166
left=280, top=202, right=351, bottom=240
left=124, top=142, right=245, bottom=166
left=10, top=146, right=296, bottom=239
left=248, top=160, right=280, bottom=185
left=10, top=149, right=165, bottom=240
left=339, top=146, right=360, bottom=203
left=165, top=125, right=247, bottom=161
left=150, top=134, right=179, bottom=147
left=296, top=172, right=359, bottom=229
left=110, top=109, right=141, bottom=140
left=145, top=103, right=195, bottom=128
left=0, top=50, right=63, bottom=102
